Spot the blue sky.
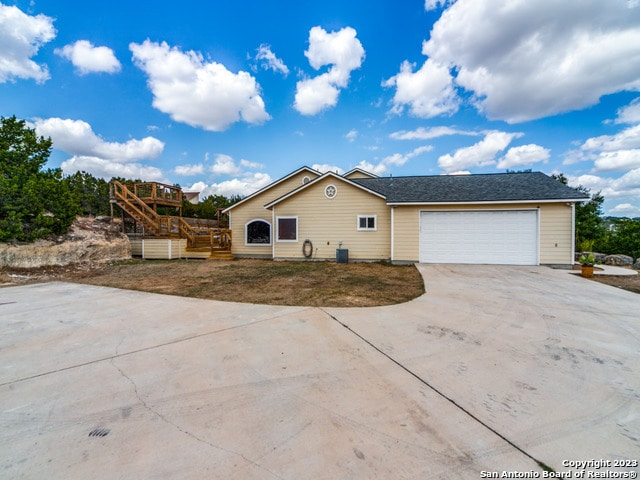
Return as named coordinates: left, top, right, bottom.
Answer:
left=1, top=0, right=640, bottom=216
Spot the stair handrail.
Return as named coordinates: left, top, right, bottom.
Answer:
left=110, top=180, right=162, bottom=234
left=177, top=217, right=196, bottom=245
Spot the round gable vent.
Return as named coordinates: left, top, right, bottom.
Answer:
left=324, top=184, right=337, bottom=199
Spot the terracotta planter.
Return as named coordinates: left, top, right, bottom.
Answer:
left=581, top=265, right=594, bottom=278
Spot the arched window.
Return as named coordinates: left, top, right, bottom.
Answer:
left=246, top=219, right=271, bottom=245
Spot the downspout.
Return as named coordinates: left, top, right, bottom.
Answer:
left=571, top=202, right=576, bottom=265
left=390, top=206, right=395, bottom=263
left=272, top=206, right=276, bottom=259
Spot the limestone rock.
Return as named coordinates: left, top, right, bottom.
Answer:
left=0, top=217, right=131, bottom=268
left=634, top=258, right=640, bottom=270
left=575, top=252, right=607, bottom=263
left=604, top=254, right=633, bottom=266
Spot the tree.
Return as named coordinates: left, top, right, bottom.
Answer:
left=0, top=116, right=80, bottom=242
left=600, top=218, right=640, bottom=259
left=551, top=173, right=606, bottom=252
left=64, top=171, right=110, bottom=216
left=182, top=193, right=243, bottom=223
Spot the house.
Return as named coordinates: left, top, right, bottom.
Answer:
left=222, top=167, right=589, bottom=265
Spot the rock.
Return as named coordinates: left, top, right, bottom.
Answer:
left=604, top=254, right=633, bottom=266
left=575, top=252, right=606, bottom=263
left=634, top=258, right=640, bottom=270
left=0, top=217, right=131, bottom=268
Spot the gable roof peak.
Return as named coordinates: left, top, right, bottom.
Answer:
left=222, top=165, right=321, bottom=213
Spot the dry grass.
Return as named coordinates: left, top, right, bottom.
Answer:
left=4, top=259, right=636, bottom=305
left=3, top=258, right=425, bottom=307
left=589, top=274, right=640, bottom=294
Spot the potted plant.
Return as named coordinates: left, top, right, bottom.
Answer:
left=579, top=253, right=596, bottom=278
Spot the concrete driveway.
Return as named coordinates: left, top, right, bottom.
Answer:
left=1, top=266, right=638, bottom=479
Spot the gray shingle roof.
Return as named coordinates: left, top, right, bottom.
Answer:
left=352, top=172, right=589, bottom=203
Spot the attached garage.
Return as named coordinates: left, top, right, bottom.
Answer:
left=419, top=210, right=539, bottom=265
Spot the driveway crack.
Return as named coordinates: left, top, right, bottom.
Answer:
left=109, top=359, right=286, bottom=479
left=322, top=309, right=555, bottom=474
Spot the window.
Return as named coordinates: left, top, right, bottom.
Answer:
left=277, top=217, right=298, bottom=241
left=246, top=219, right=271, bottom=245
left=357, top=215, right=376, bottom=231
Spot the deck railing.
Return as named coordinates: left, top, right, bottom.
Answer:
left=132, top=182, right=182, bottom=207
left=110, top=180, right=231, bottom=254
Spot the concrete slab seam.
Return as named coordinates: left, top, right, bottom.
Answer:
left=0, top=308, right=314, bottom=388
left=321, top=308, right=555, bottom=474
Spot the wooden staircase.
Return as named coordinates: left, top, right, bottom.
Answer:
left=110, top=180, right=233, bottom=259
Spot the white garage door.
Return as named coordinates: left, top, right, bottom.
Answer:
left=419, top=210, right=538, bottom=265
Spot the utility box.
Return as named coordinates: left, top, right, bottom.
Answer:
left=336, top=248, right=348, bottom=264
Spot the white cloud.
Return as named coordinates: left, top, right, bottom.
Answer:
left=61, top=156, right=164, bottom=181
left=211, top=154, right=242, bottom=176
left=425, top=0, right=456, bottom=10
left=174, top=164, right=204, bottom=176
left=34, top=117, right=164, bottom=161
left=254, top=44, right=289, bottom=76
left=383, top=145, right=433, bottom=167
left=567, top=124, right=640, bottom=172
left=294, top=74, right=341, bottom=115
left=0, top=4, right=55, bottom=83
left=55, top=40, right=121, bottom=75
left=389, top=126, right=479, bottom=140
left=391, top=0, right=640, bottom=123
left=568, top=169, right=640, bottom=215
left=355, top=161, right=388, bottom=177
left=582, top=124, right=640, bottom=153
left=34, top=117, right=165, bottom=181
left=294, top=26, right=365, bottom=115
left=615, top=98, right=640, bottom=124
left=130, top=39, right=270, bottom=131
left=438, top=131, right=522, bottom=173
left=207, top=154, right=263, bottom=176
left=345, top=129, right=358, bottom=142
left=357, top=145, right=433, bottom=176
left=382, top=58, right=458, bottom=119
left=190, top=173, right=273, bottom=198
left=240, top=159, right=264, bottom=169
left=496, top=144, right=550, bottom=169
left=593, top=150, right=640, bottom=172
left=609, top=203, right=640, bottom=216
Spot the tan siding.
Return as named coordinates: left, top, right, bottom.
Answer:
left=539, top=203, right=574, bottom=264
left=393, top=203, right=574, bottom=264
left=130, top=239, right=210, bottom=259
left=273, top=177, right=391, bottom=260
left=229, top=171, right=319, bottom=257
left=392, top=207, right=421, bottom=262
left=130, top=238, right=143, bottom=256
left=139, top=239, right=172, bottom=259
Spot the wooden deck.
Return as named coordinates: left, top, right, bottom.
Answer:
left=110, top=180, right=232, bottom=259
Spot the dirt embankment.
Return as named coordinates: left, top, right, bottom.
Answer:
left=0, top=216, right=131, bottom=270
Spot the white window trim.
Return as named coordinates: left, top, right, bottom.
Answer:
left=276, top=216, right=298, bottom=242
left=357, top=215, right=377, bottom=231
left=244, top=218, right=272, bottom=247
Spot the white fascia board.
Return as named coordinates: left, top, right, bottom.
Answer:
left=264, top=171, right=386, bottom=209
left=387, top=198, right=587, bottom=206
